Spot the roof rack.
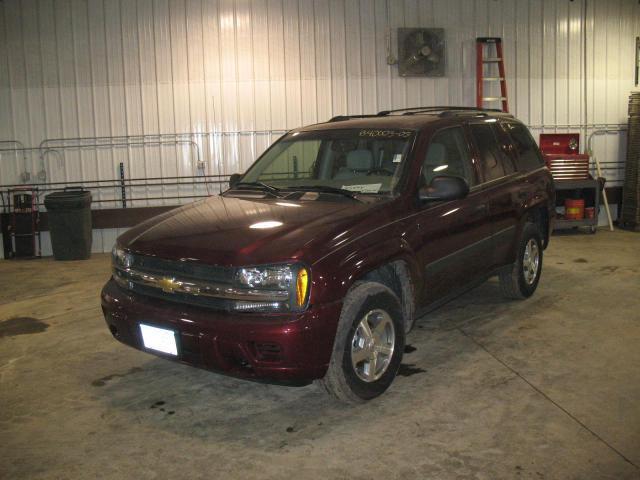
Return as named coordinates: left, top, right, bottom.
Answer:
left=377, top=106, right=505, bottom=117
left=376, top=106, right=450, bottom=115
left=327, top=106, right=510, bottom=123
left=328, top=113, right=389, bottom=122
left=437, top=108, right=508, bottom=118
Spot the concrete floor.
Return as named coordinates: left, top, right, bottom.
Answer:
left=1, top=230, right=639, bottom=480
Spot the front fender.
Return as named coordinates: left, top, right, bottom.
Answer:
left=309, top=235, right=422, bottom=305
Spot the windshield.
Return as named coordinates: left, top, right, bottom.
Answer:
left=240, top=128, right=415, bottom=195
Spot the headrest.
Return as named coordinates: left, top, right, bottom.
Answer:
left=346, top=149, right=373, bottom=170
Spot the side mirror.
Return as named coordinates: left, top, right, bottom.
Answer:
left=229, top=173, right=242, bottom=188
left=419, top=176, right=469, bottom=202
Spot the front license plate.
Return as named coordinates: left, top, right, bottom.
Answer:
left=140, top=324, right=178, bottom=356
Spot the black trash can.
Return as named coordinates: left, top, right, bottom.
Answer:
left=44, top=187, right=92, bottom=260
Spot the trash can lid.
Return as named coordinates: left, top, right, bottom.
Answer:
left=44, top=187, right=92, bottom=210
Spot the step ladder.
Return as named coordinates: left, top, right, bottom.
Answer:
left=476, top=37, right=509, bottom=112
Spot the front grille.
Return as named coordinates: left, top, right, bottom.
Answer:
left=121, top=276, right=234, bottom=310
left=114, top=253, right=290, bottom=311
left=127, top=254, right=234, bottom=283
left=116, top=253, right=236, bottom=310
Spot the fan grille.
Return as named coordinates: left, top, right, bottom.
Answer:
left=397, top=28, right=445, bottom=77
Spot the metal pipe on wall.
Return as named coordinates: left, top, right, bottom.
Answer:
left=0, top=141, right=36, bottom=181
left=0, top=140, right=27, bottom=149
left=34, top=130, right=287, bottom=182
left=0, top=174, right=229, bottom=189
left=527, top=123, right=626, bottom=132
left=39, top=135, right=201, bottom=174
left=38, top=129, right=287, bottom=150
left=1, top=129, right=286, bottom=201
left=40, top=140, right=201, bottom=171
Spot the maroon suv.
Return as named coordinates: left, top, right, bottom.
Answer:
left=101, top=106, right=554, bottom=402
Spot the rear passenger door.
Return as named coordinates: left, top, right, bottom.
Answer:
left=467, top=121, right=520, bottom=269
left=501, top=120, right=549, bottom=251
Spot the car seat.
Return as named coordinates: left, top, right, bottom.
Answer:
left=334, top=149, right=374, bottom=179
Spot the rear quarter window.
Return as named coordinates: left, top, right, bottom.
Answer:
left=504, top=123, right=544, bottom=172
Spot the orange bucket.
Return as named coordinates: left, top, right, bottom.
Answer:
left=585, top=207, right=595, bottom=219
left=565, top=198, right=585, bottom=220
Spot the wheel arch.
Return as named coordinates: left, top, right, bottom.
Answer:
left=523, top=202, right=550, bottom=249
left=312, top=237, right=421, bottom=334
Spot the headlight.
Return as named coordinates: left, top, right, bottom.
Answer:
left=234, top=264, right=310, bottom=312
left=236, top=265, right=293, bottom=289
left=111, top=245, right=134, bottom=289
left=111, top=245, right=133, bottom=268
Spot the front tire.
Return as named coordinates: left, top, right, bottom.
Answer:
left=499, top=222, right=543, bottom=299
left=319, top=282, right=405, bottom=403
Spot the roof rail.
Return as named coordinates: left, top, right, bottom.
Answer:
left=328, top=112, right=389, bottom=122
left=328, top=106, right=511, bottom=123
left=376, top=106, right=504, bottom=116
left=437, top=108, right=510, bottom=118
left=376, top=106, right=451, bottom=115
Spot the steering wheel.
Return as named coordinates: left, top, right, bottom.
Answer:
left=366, top=167, right=394, bottom=176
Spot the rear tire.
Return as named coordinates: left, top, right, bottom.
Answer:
left=319, top=282, right=405, bottom=403
left=499, top=222, right=543, bottom=300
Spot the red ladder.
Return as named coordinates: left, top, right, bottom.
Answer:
left=476, top=37, right=509, bottom=112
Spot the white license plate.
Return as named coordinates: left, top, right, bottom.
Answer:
left=140, top=324, right=178, bottom=356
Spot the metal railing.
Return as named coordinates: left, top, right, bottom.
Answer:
left=1, top=129, right=288, bottom=185
left=0, top=174, right=231, bottom=213
left=0, top=123, right=628, bottom=212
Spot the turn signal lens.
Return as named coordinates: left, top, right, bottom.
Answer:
left=296, top=267, right=309, bottom=307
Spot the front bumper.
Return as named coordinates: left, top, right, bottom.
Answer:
left=100, top=279, right=342, bottom=383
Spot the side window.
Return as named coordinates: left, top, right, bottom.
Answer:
left=505, top=123, right=545, bottom=172
left=469, top=123, right=513, bottom=182
left=422, top=127, right=475, bottom=187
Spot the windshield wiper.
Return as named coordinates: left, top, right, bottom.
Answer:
left=283, top=185, right=359, bottom=200
left=233, top=181, right=282, bottom=196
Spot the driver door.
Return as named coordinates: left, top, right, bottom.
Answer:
left=412, top=126, right=493, bottom=304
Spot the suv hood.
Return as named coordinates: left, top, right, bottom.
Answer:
left=118, top=193, right=391, bottom=266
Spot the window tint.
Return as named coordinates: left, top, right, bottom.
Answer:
left=422, top=127, right=475, bottom=186
left=505, top=123, right=544, bottom=172
left=469, top=123, right=513, bottom=182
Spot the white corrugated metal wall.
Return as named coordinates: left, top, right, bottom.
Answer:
left=1, top=0, right=638, bottom=256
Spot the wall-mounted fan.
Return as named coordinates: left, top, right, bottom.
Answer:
left=397, top=28, right=445, bottom=77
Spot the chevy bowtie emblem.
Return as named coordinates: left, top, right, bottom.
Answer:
left=158, top=277, right=180, bottom=293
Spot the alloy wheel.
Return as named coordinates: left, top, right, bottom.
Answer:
left=523, top=238, right=540, bottom=285
left=351, top=309, right=396, bottom=382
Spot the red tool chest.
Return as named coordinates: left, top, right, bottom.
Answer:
left=539, top=133, right=590, bottom=180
